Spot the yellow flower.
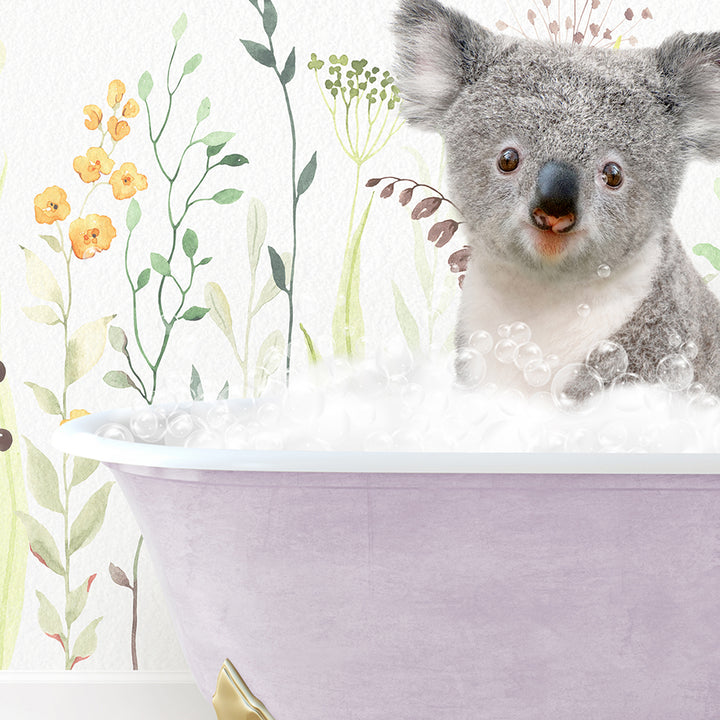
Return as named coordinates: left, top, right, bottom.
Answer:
left=34, top=186, right=71, bottom=224
left=110, top=162, right=148, bottom=200
left=72, top=147, right=115, bottom=183
left=60, top=409, right=90, bottom=425
left=69, top=214, right=117, bottom=259
left=83, top=104, right=103, bottom=130
left=122, top=98, right=139, bottom=118
left=107, top=79, right=126, bottom=108
left=107, top=116, right=130, bottom=142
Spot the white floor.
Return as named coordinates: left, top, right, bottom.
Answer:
left=0, top=672, right=216, bottom=720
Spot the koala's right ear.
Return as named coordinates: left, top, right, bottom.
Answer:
left=392, top=0, right=503, bottom=130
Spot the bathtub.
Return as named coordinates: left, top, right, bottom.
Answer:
left=54, top=405, right=720, bottom=720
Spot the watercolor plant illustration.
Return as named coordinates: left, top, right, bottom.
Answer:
left=14, top=76, right=151, bottom=668
left=308, top=53, right=403, bottom=359
left=693, top=178, right=720, bottom=285
left=240, top=0, right=317, bottom=383
left=104, top=13, right=247, bottom=406
left=497, top=0, right=653, bottom=46
left=369, top=148, right=462, bottom=352
left=205, top=197, right=290, bottom=397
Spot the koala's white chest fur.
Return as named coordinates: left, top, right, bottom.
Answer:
left=458, top=239, right=662, bottom=387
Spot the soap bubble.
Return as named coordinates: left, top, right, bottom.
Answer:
left=667, top=328, right=682, bottom=349
left=687, top=382, right=705, bottom=400
left=551, top=363, right=604, bottom=413
left=96, top=422, right=135, bottom=442
left=565, top=427, right=597, bottom=452
left=347, top=362, right=388, bottom=396
left=129, top=408, right=165, bottom=442
left=514, top=342, right=542, bottom=370
left=454, top=347, right=487, bottom=388
left=657, top=354, right=694, bottom=392
left=494, top=338, right=517, bottom=364
left=508, top=322, right=532, bottom=345
left=577, top=303, right=591, bottom=318
left=497, top=323, right=511, bottom=338
left=610, top=373, right=644, bottom=412
left=400, top=382, right=425, bottom=412
left=224, top=423, right=250, bottom=449
left=252, top=432, right=284, bottom=451
left=689, top=393, right=720, bottom=411
left=376, top=337, right=413, bottom=379
left=597, top=264, right=611, bottom=278
left=185, top=429, right=222, bottom=448
left=545, top=354, right=560, bottom=369
left=523, top=359, right=552, bottom=388
left=467, top=330, right=493, bottom=355
left=206, top=402, right=234, bottom=431
left=586, top=340, right=628, bottom=382
left=598, top=421, right=628, bottom=450
left=364, top=431, right=394, bottom=452
left=166, top=412, right=194, bottom=440
left=284, top=383, right=325, bottom=422
left=498, top=388, right=525, bottom=416
left=392, top=428, right=424, bottom=450
left=681, top=340, right=698, bottom=360
left=257, top=402, right=282, bottom=428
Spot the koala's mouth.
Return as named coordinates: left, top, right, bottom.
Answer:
left=525, top=223, right=582, bottom=260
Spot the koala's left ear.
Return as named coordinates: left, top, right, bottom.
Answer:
left=656, top=32, right=720, bottom=160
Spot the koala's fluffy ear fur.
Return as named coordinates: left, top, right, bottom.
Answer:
left=392, top=0, right=504, bottom=130
left=656, top=32, right=720, bottom=160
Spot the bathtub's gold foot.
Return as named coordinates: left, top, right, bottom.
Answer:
left=212, top=659, right=276, bottom=720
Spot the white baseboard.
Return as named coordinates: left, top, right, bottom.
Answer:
left=0, top=672, right=216, bottom=720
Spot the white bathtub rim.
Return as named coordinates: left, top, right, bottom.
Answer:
left=51, top=406, right=720, bottom=475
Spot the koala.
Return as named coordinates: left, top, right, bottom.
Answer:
left=392, top=0, right=720, bottom=397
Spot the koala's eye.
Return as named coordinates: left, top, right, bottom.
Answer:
left=602, top=162, right=623, bottom=188
left=498, top=148, right=520, bottom=173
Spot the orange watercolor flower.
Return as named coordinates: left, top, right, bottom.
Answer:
left=60, top=409, right=90, bottom=425
left=34, top=186, right=71, bottom=224
left=107, top=79, right=126, bottom=108
left=72, top=147, right=115, bottom=183
left=83, top=104, right=103, bottom=130
left=107, top=116, right=130, bottom=142
left=69, top=214, right=117, bottom=259
left=110, top=162, right=148, bottom=200
left=122, top=98, right=139, bottom=118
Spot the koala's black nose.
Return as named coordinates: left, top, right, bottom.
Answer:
left=532, top=161, right=579, bottom=233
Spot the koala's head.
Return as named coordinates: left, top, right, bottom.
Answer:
left=393, top=0, right=720, bottom=280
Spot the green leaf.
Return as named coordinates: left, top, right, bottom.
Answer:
left=150, top=252, right=171, bottom=276
left=39, top=235, right=62, bottom=253
left=65, top=315, right=115, bottom=387
left=108, top=325, right=128, bottom=356
left=205, top=282, right=237, bottom=353
left=254, top=330, right=285, bottom=396
left=182, top=306, right=211, bottom=321
left=68, top=482, right=113, bottom=556
left=183, top=53, right=202, bottom=76
left=200, top=131, right=235, bottom=146
left=190, top=365, right=203, bottom=401
left=714, top=178, right=720, bottom=201
left=263, top=0, right=277, bottom=36
left=218, top=154, right=249, bottom=168
left=252, top=275, right=282, bottom=316
left=206, top=143, right=227, bottom=158
left=24, top=382, right=62, bottom=417
left=16, top=511, right=64, bottom=575
left=138, top=71, right=153, bottom=101
left=197, top=256, right=212, bottom=266
left=217, top=381, right=230, bottom=401
left=23, top=437, right=63, bottom=513
left=280, top=47, right=296, bottom=84
left=268, top=245, right=287, bottom=292
left=137, top=268, right=151, bottom=290
left=172, top=13, right=187, bottom=41
left=197, top=97, right=211, bottom=123
left=182, top=229, right=198, bottom=258
left=20, top=246, right=64, bottom=309
left=70, top=617, right=102, bottom=667
left=66, top=575, right=95, bottom=627
left=391, top=281, right=421, bottom=351
left=103, top=370, right=137, bottom=390
left=212, top=189, right=243, bottom=205
left=71, top=457, right=100, bottom=488
left=704, top=272, right=718, bottom=284
left=246, top=198, right=267, bottom=274
left=126, top=199, right=141, bottom=232
left=299, top=323, right=321, bottom=364
left=297, top=151, right=317, bottom=198
left=22, top=305, right=61, bottom=326
left=332, top=196, right=373, bottom=358
left=36, top=591, right=64, bottom=640
left=693, top=243, right=720, bottom=271
left=239, top=39, right=275, bottom=67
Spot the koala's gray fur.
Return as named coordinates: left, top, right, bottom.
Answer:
left=392, top=0, right=720, bottom=395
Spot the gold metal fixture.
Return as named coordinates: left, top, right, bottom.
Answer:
left=212, top=659, right=276, bottom=720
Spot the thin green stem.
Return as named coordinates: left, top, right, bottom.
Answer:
left=243, top=265, right=257, bottom=397
left=62, top=456, right=70, bottom=669
left=130, top=534, right=143, bottom=671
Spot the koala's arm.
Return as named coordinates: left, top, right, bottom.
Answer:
left=609, top=230, right=720, bottom=395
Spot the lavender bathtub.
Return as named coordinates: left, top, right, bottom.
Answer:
left=54, top=406, right=720, bottom=719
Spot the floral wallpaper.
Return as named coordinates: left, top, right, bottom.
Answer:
left=1, top=0, right=720, bottom=675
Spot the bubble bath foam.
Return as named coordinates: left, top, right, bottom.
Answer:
left=53, top=401, right=720, bottom=720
